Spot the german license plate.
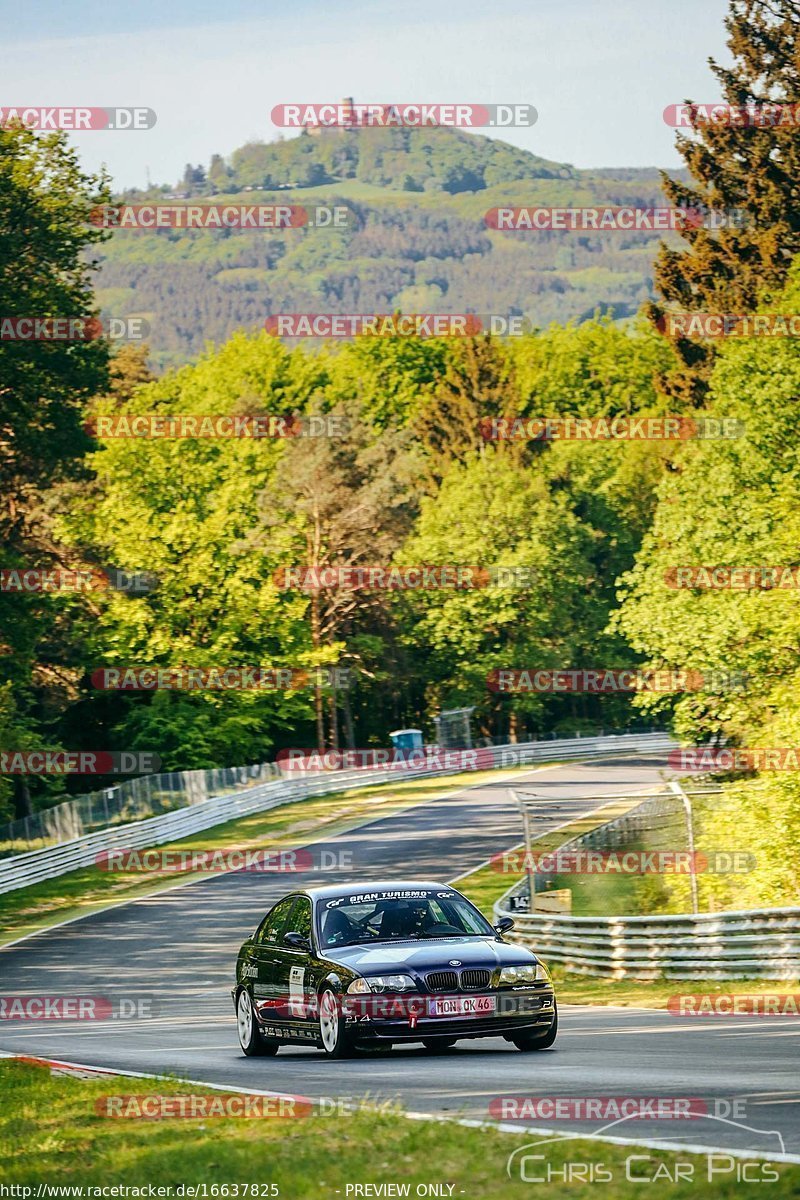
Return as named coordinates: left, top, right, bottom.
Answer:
left=428, top=995, right=496, bottom=1017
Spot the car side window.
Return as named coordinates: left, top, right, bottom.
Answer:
left=290, top=897, right=312, bottom=941
left=258, top=897, right=296, bottom=944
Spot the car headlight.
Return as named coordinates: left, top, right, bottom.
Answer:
left=364, top=974, right=416, bottom=993
left=346, top=977, right=371, bottom=995
left=499, top=962, right=550, bottom=985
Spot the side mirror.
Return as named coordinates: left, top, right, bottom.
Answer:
left=283, top=931, right=311, bottom=951
left=494, top=916, right=514, bottom=935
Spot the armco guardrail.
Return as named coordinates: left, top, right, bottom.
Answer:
left=0, top=731, right=673, bottom=895
left=0, top=761, right=283, bottom=854
left=494, top=893, right=800, bottom=981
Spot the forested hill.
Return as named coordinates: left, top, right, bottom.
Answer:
left=225, top=125, right=577, bottom=193
left=144, top=125, right=580, bottom=197
left=98, top=126, right=683, bottom=370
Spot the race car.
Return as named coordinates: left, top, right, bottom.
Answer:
left=232, top=879, right=557, bottom=1057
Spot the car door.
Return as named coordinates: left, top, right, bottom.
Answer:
left=250, top=896, right=297, bottom=1027
left=271, top=895, right=315, bottom=1038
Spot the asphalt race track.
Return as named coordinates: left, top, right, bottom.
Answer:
left=1, top=755, right=799, bottom=1160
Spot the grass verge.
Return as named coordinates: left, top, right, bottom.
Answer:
left=548, top=973, right=800, bottom=1009
left=0, top=1060, right=796, bottom=1197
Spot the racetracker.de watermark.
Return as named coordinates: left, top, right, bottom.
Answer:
left=669, top=747, right=800, bottom=771
left=487, top=668, right=750, bottom=693
left=0, top=317, right=149, bottom=342
left=0, top=995, right=159, bottom=1020
left=264, top=314, right=531, bottom=338
left=657, top=312, right=800, bottom=338
left=84, top=413, right=346, bottom=439
left=665, top=565, right=800, bottom=589
left=0, top=751, right=160, bottom=775
left=479, top=415, right=745, bottom=441
left=489, top=1096, right=747, bottom=1121
left=0, top=568, right=157, bottom=593
left=276, top=748, right=494, bottom=772
left=271, top=102, right=537, bottom=128
left=668, top=993, right=800, bottom=1015
left=489, top=848, right=755, bottom=874
left=273, top=565, right=537, bottom=590
left=95, top=847, right=353, bottom=874
left=90, top=204, right=350, bottom=230
left=89, top=666, right=351, bottom=691
left=485, top=206, right=748, bottom=231
left=0, top=107, right=156, bottom=130
left=663, top=102, right=800, bottom=128
left=95, top=1093, right=312, bottom=1119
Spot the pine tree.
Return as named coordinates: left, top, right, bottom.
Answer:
left=412, top=336, right=522, bottom=483
left=648, top=0, right=800, bottom=404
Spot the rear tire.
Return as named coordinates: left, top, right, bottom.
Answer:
left=318, top=987, right=355, bottom=1059
left=511, top=1003, right=558, bottom=1051
left=422, top=1038, right=458, bottom=1052
left=237, top=988, right=279, bottom=1057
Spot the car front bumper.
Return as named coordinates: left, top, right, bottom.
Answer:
left=342, top=987, right=556, bottom=1041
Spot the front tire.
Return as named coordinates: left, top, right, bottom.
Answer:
left=318, top=986, right=354, bottom=1058
left=511, top=1002, right=558, bottom=1051
left=237, top=988, right=279, bottom=1057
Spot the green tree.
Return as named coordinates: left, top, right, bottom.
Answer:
left=324, top=333, right=448, bottom=429
left=395, top=450, right=597, bottom=740
left=614, top=260, right=800, bottom=748
left=60, top=332, right=328, bottom=770
left=179, top=163, right=206, bottom=195
left=0, top=124, right=110, bottom=816
left=412, top=336, right=522, bottom=483
left=251, top=399, right=416, bottom=750
left=507, top=316, right=672, bottom=417
left=649, top=0, right=800, bottom=403
left=0, top=124, right=109, bottom=547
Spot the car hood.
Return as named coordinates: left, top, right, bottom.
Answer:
left=320, top=936, right=537, bottom=973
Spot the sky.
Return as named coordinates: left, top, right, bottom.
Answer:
left=0, top=0, right=732, bottom=190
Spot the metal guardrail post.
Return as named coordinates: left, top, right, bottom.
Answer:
left=509, top=788, right=534, bottom=908
left=669, top=779, right=699, bottom=915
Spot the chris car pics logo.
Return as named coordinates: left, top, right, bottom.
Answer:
left=506, top=1113, right=784, bottom=1184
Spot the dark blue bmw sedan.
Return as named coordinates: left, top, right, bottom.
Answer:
left=233, top=879, right=557, bottom=1058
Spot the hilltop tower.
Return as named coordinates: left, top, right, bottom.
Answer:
left=306, top=98, right=357, bottom=138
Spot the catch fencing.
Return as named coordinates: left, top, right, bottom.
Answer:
left=1, top=725, right=664, bottom=856
left=495, top=788, right=800, bottom=980
left=0, top=762, right=282, bottom=855
left=0, top=731, right=673, bottom=896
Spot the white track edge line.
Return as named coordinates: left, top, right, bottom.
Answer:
left=2, top=1050, right=797, bottom=1165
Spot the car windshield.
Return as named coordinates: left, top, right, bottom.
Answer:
left=317, top=889, right=495, bottom=948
